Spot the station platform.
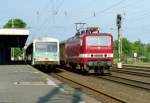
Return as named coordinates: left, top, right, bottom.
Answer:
left=0, top=65, right=100, bottom=103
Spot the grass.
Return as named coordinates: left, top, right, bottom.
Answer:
left=113, top=58, right=150, bottom=67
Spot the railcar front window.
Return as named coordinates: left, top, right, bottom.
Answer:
left=35, top=42, right=57, bottom=52
left=86, top=36, right=111, bottom=46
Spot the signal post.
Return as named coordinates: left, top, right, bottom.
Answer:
left=117, top=14, right=122, bottom=68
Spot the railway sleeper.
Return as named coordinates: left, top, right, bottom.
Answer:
left=95, top=66, right=111, bottom=75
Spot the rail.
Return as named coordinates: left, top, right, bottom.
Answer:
left=51, top=72, right=126, bottom=103
left=97, top=75, right=150, bottom=91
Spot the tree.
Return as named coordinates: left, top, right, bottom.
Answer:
left=114, top=38, right=133, bottom=63
left=3, top=18, right=27, bottom=28
left=132, top=40, right=144, bottom=57
left=114, top=38, right=150, bottom=63
left=144, top=43, right=150, bottom=61
left=146, top=44, right=150, bottom=52
left=122, top=38, right=132, bottom=56
left=13, top=48, right=24, bottom=57
left=113, top=40, right=118, bottom=58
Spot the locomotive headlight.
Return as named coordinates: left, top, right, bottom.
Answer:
left=108, top=54, right=113, bottom=57
left=87, top=54, right=90, bottom=57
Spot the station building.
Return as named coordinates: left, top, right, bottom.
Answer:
left=0, top=28, right=29, bottom=64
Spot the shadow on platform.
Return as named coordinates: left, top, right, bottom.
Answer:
left=36, top=83, right=82, bottom=103
left=0, top=61, right=26, bottom=65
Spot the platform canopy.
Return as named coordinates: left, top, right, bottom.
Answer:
left=0, top=28, right=29, bottom=48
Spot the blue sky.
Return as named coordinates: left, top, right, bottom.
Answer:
left=0, top=0, right=150, bottom=44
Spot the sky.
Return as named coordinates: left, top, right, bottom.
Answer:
left=0, top=0, right=150, bottom=44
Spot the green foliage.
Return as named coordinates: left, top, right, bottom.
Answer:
left=3, top=18, right=27, bottom=28
left=122, top=38, right=132, bottom=55
left=132, top=40, right=144, bottom=56
left=144, top=43, right=150, bottom=61
left=114, top=38, right=150, bottom=64
left=114, top=38, right=132, bottom=59
left=13, top=48, right=24, bottom=58
left=113, top=40, right=118, bottom=58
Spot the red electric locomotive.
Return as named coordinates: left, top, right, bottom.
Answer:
left=60, top=27, right=113, bottom=74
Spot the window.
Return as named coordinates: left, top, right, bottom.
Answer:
left=35, top=42, right=57, bottom=52
left=86, top=36, right=111, bottom=46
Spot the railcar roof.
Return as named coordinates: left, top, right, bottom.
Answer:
left=33, top=37, right=59, bottom=42
left=60, top=40, right=67, bottom=44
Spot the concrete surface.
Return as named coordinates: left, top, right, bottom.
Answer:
left=0, top=65, right=100, bottom=103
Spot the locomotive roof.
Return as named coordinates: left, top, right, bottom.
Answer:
left=62, top=32, right=113, bottom=44
left=74, top=32, right=112, bottom=38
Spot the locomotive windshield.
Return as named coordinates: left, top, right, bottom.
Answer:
left=35, top=42, right=57, bottom=52
left=86, top=36, right=111, bottom=46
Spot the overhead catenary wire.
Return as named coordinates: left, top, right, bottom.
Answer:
left=36, top=0, right=129, bottom=33
left=55, top=0, right=65, bottom=13
left=80, top=0, right=127, bottom=22
left=49, top=0, right=127, bottom=31
left=44, top=0, right=65, bottom=33
left=32, top=0, right=150, bottom=39
left=31, top=0, right=65, bottom=37
left=85, top=0, right=147, bottom=30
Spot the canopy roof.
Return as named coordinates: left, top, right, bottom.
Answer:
left=0, top=29, right=29, bottom=48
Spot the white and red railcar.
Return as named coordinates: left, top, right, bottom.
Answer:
left=60, top=28, right=113, bottom=74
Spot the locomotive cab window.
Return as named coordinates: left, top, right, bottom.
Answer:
left=86, top=36, right=111, bottom=46
left=35, top=42, right=57, bottom=52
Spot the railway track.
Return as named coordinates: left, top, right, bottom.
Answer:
left=112, top=65, right=150, bottom=77
left=121, top=64, right=150, bottom=69
left=113, top=64, right=150, bottom=72
left=97, top=75, right=150, bottom=91
left=50, top=71, right=127, bottom=103
left=57, top=66, right=150, bottom=91
left=112, top=68, right=150, bottom=77
left=55, top=67, right=150, bottom=91
left=39, top=66, right=150, bottom=103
